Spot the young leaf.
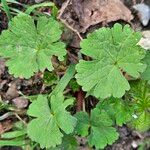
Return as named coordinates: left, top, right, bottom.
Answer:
left=96, top=98, right=133, bottom=126
left=75, top=109, right=119, bottom=149
left=129, top=80, right=150, bottom=132
left=142, top=51, right=150, bottom=83
left=131, top=111, right=150, bottom=132
left=76, top=23, right=146, bottom=98
left=48, top=135, right=78, bottom=150
left=27, top=94, right=77, bottom=148
left=61, top=135, right=78, bottom=150
left=0, top=13, right=66, bottom=78
left=74, top=111, right=90, bottom=137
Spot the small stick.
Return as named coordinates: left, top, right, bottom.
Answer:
left=59, top=18, right=83, bottom=40
left=57, top=0, right=83, bottom=40
left=57, top=0, right=71, bottom=19
left=15, top=113, right=27, bottom=126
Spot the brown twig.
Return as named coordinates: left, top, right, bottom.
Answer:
left=59, top=18, right=83, bottom=40
left=76, top=89, right=85, bottom=112
left=15, top=113, right=27, bottom=126
left=57, top=0, right=71, bottom=19
left=57, top=0, right=83, bottom=40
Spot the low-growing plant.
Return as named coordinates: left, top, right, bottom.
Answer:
left=0, top=13, right=150, bottom=150
left=0, top=13, right=66, bottom=78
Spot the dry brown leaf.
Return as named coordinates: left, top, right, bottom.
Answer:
left=12, top=97, right=28, bottom=109
left=0, top=120, right=13, bottom=134
left=60, top=0, right=133, bottom=33
left=6, top=80, right=20, bottom=100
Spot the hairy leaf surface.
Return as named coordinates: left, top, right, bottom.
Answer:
left=142, top=51, right=150, bottom=83
left=129, top=80, right=150, bottom=131
left=75, top=109, right=119, bottom=149
left=97, top=98, right=133, bottom=126
left=0, top=13, right=66, bottom=78
left=76, top=23, right=146, bottom=98
left=27, top=94, right=77, bottom=148
left=131, top=111, right=150, bottom=132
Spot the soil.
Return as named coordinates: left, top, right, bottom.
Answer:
left=0, top=0, right=150, bottom=150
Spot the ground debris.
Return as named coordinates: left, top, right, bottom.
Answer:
left=11, top=97, right=28, bottom=109
left=5, top=80, right=20, bottom=100
left=59, top=0, right=133, bottom=33
left=0, top=120, right=13, bottom=134
left=0, top=58, right=5, bottom=77
left=138, top=30, right=150, bottom=50
left=133, top=3, right=150, bottom=26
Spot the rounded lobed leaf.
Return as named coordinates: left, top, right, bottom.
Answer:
left=0, top=13, right=66, bottom=79
left=27, top=94, right=77, bottom=148
left=75, top=109, right=119, bottom=149
left=76, top=23, right=146, bottom=98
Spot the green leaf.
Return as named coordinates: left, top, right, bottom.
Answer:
left=131, top=111, right=150, bottom=132
left=75, top=109, right=119, bottom=149
left=1, top=130, right=26, bottom=139
left=0, top=13, right=66, bottom=78
left=69, top=78, right=80, bottom=92
left=43, top=71, right=59, bottom=86
left=27, top=94, right=77, bottom=148
left=74, top=111, right=90, bottom=137
left=0, top=139, right=26, bottom=146
left=47, top=135, right=78, bottom=150
left=1, top=0, right=12, bottom=21
left=51, top=64, right=76, bottom=95
left=61, top=135, right=78, bottom=150
left=128, top=80, right=150, bottom=132
left=97, top=98, right=133, bottom=126
left=76, top=23, right=146, bottom=98
left=129, top=80, right=150, bottom=106
left=142, top=51, right=150, bottom=83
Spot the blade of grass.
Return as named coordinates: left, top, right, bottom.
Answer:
left=1, top=0, right=12, bottom=21
left=50, top=64, right=76, bottom=96
left=0, top=139, right=26, bottom=146
left=9, top=7, right=24, bottom=14
left=1, top=130, right=27, bottom=139
left=25, top=2, right=55, bottom=15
